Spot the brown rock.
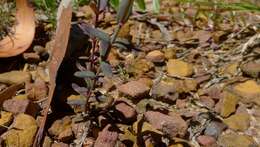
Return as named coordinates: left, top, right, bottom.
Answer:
left=118, top=80, right=150, bottom=98
left=26, top=77, right=48, bottom=101
left=48, top=116, right=72, bottom=137
left=3, top=98, right=39, bottom=117
left=218, top=133, right=257, bottom=147
left=23, top=52, right=40, bottom=62
left=197, top=135, right=217, bottom=147
left=224, top=113, right=251, bottom=131
left=167, top=59, right=193, bottom=77
left=115, top=101, right=137, bottom=122
left=220, top=91, right=239, bottom=117
left=0, top=71, right=30, bottom=84
left=43, top=136, right=52, bottom=147
left=126, top=59, right=153, bottom=76
left=0, top=111, right=13, bottom=133
left=199, top=96, right=215, bottom=109
left=1, top=114, right=38, bottom=147
left=233, top=80, right=260, bottom=105
left=51, top=142, right=69, bottom=147
left=57, top=127, right=74, bottom=142
left=241, top=61, right=260, bottom=78
left=94, top=124, right=118, bottom=147
left=146, top=50, right=165, bottom=63
left=145, top=111, right=187, bottom=138
left=163, top=48, right=176, bottom=60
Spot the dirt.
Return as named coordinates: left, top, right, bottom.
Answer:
left=0, top=0, right=260, bottom=147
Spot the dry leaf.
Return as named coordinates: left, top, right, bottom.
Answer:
left=34, top=0, right=73, bottom=146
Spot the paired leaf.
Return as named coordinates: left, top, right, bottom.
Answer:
left=100, top=61, right=113, bottom=77
left=79, top=23, right=110, bottom=42
left=100, top=40, right=110, bottom=58
left=117, top=0, right=134, bottom=24
left=74, top=71, right=96, bottom=78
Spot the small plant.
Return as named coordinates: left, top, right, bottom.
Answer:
left=72, top=0, right=134, bottom=111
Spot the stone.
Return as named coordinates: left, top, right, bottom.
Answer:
left=94, top=124, right=118, bottom=147
left=223, top=113, right=251, bottom=131
left=241, top=61, right=260, bottom=78
left=48, top=116, right=72, bottom=137
left=51, top=142, right=69, bottom=147
left=26, top=77, right=48, bottom=101
left=43, top=136, right=52, bottom=147
left=67, top=95, right=86, bottom=113
left=126, top=59, right=153, bottom=76
left=23, top=52, right=40, bottom=63
left=115, top=101, right=137, bottom=122
left=167, top=59, right=193, bottom=77
left=0, top=111, right=13, bottom=133
left=146, top=50, right=165, bottom=63
left=145, top=111, right=187, bottom=138
left=197, top=135, right=217, bottom=147
left=118, top=80, right=150, bottom=98
left=220, top=91, right=239, bottom=117
left=199, top=96, right=215, bottom=109
left=57, top=127, right=74, bottom=142
left=163, top=48, right=176, bottom=60
left=204, top=121, right=226, bottom=139
left=0, top=71, right=30, bottom=84
left=1, top=114, right=38, bottom=147
left=218, top=133, right=257, bottom=147
left=233, top=80, right=260, bottom=105
left=223, top=63, right=239, bottom=76
left=3, top=98, right=39, bottom=117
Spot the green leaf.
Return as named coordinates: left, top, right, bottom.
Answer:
left=100, top=61, right=113, bottom=77
left=152, top=0, right=160, bottom=13
left=74, top=71, right=96, bottom=78
left=135, top=0, right=146, bottom=12
left=117, top=0, right=134, bottom=24
left=100, top=40, right=110, bottom=58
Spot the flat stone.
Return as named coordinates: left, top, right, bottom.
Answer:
left=197, top=135, right=217, bottom=147
left=0, top=111, right=13, bottom=133
left=48, top=116, right=72, bottom=137
left=241, top=61, right=260, bottom=78
left=23, top=52, right=40, bottom=63
left=167, top=59, right=193, bottom=77
left=145, top=111, right=187, bottom=138
left=51, top=142, right=69, bottom=147
left=3, top=98, right=39, bottom=117
left=204, top=121, right=226, bottom=139
left=220, top=91, right=239, bottom=117
left=146, top=50, right=165, bottom=63
left=199, top=96, right=215, bottom=109
left=118, top=80, right=150, bottom=98
left=218, top=133, right=257, bottom=147
left=57, top=127, right=73, bottom=142
left=0, top=71, right=30, bottom=85
left=233, top=80, right=260, bottom=105
left=224, top=113, right=251, bottom=131
left=1, top=114, right=37, bottom=147
left=26, top=77, right=48, bottom=101
left=115, top=101, right=137, bottom=122
left=94, top=124, right=118, bottom=147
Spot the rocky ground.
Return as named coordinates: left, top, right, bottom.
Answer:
left=0, top=0, right=259, bottom=147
